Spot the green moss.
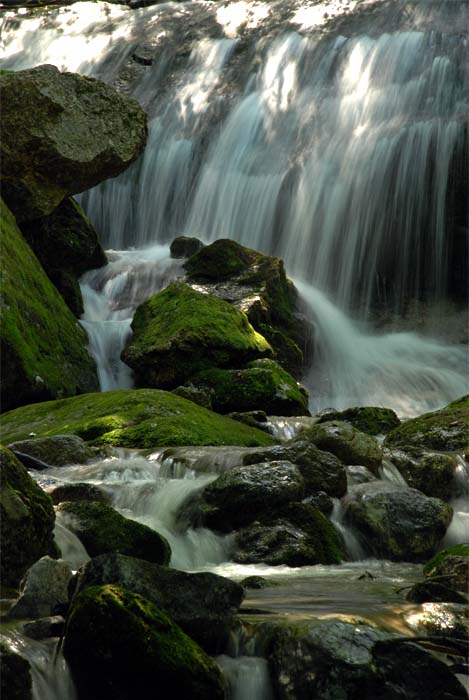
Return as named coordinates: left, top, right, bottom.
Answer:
left=317, top=406, right=400, bottom=435
left=0, top=389, right=275, bottom=448
left=184, top=238, right=255, bottom=281
left=423, top=544, right=469, bottom=577
left=64, top=585, right=225, bottom=700
left=0, top=198, right=98, bottom=410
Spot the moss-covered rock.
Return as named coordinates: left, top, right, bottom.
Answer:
left=384, top=395, right=469, bottom=451
left=122, top=281, right=272, bottom=389
left=64, top=585, right=225, bottom=700
left=317, top=406, right=400, bottom=435
left=300, top=420, right=383, bottom=472
left=20, top=197, right=107, bottom=315
left=0, top=643, right=32, bottom=700
left=184, top=239, right=313, bottom=375
left=385, top=447, right=457, bottom=500
left=0, top=446, right=56, bottom=589
left=0, top=64, right=147, bottom=221
left=423, top=543, right=469, bottom=591
left=0, top=389, right=275, bottom=448
left=0, top=198, right=98, bottom=411
left=57, top=501, right=171, bottom=565
left=8, top=434, right=96, bottom=467
left=170, top=235, right=205, bottom=258
left=188, top=359, right=310, bottom=416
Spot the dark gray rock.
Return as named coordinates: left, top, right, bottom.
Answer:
left=8, top=435, right=95, bottom=467
left=49, top=482, right=112, bottom=506
left=300, top=421, right=383, bottom=472
left=385, top=447, right=457, bottom=500
left=22, top=615, right=65, bottom=640
left=8, top=556, right=72, bottom=619
left=317, top=406, right=400, bottom=435
left=170, top=236, right=205, bottom=258
left=405, top=580, right=467, bottom=604
left=0, top=642, right=32, bottom=700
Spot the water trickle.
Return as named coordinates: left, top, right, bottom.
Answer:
left=330, top=498, right=366, bottom=561
left=442, top=455, right=469, bottom=547
left=217, top=655, right=274, bottom=700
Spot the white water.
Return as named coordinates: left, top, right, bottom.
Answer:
left=217, top=655, right=273, bottom=700
left=442, top=455, right=469, bottom=547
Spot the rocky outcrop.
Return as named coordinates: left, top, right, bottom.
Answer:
left=0, top=65, right=147, bottom=222
left=64, top=585, right=225, bottom=700
left=0, top=198, right=98, bottom=411
left=8, top=556, right=72, bottom=619
left=300, top=420, right=383, bottom=472
left=0, top=447, right=56, bottom=589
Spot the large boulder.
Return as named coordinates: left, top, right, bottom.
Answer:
left=20, top=197, right=107, bottom=316
left=184, top=239, right=312, bottom=375
left=317, top=406, right=400, bottom=435
left=122, top=281, right=272, bottom=389
left=74, top=553, right=244, bottom=653
left=0, top=64, right=147, bottom=222
left=8, top=556, right=72, bottom=619
left=57, top=501, right=171, bottom=565
left=233, top=503, right=345, bottom=566
left=0, top=389, right=275, bottom=448
left=64, top=585, right=225, bottom=700
left=384, top=395, right=469, bottom=451
left=8, top=434, right=96, bottom=467
left=300, top=420, right=383, bottom=472
left=0, top=447, right=56, bottom=589
left=0, top=643, right=32, bottom=700
left=187, top=359, right=310, bottom=416
left=344, top=482, right=453, bottom=562
left=0, top=198, right=98, bottom=411
left=385, top=447, right=458, bottom=500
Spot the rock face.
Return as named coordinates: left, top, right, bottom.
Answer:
left=184, top=239, right=312, bottom=375
left=0, top=447, right=56, bottom=589
left=8, top=556, right=72, bottom=619
left=0, top=64, right=147, bottom=222
left=301, top=420, right=383, bottom=472
left=74, top=553, right=244, bottom=653
left=0, top=642, right=32, bottom=700
left=317, top=406, right=400, bottom=435
left=20, top=197, right=107, bottom=316
left=64, top=585, right=225, bottom=700
left=8, top=434, right=96, bottom=467
left=0, top=389, right=275, bottom=448
left=57, top=501, right=171, bottom=565
left=344, top=482, right=453, bottom=562
left=385, top=447, right=457, bottom=500
left=0, top=198, right=99, bottom=411
left=384, top=395, right=469, bottom=451
left=188, top=359, right=310, bottom=416
left=122, top=281, right=272, bottom=389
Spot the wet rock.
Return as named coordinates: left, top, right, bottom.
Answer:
left=234, top=503, right=345, bottom=566
left=240, top=576, right=270, bottom=589
left=74, top=553, right=244, bottom=653
left=8, top=556, right=72, bottom=619
left=1, top=64, right=147, bottom=221
left=405, top=580, right=467, bottom=604
left=64, top=585, right=225, bottom=700
left=241, top=440, right=347, bottom=498
left=384, top=395, right=469, bottom=451
left=303, top=491, right=334, bottom=514
left=49, top=483, right=112, bottom=506
left=170, top=235, right=205, bottom=258
left=8, top=435, right=95, bottom=467
left=188, top=359, right=310, bottom=416
left=0, top=642, right=32, bottom=700
left=57, top=501, right=171, bottom=565
left=405, top=602, right=469, bottom=640
left=0, top=447, right=56, bottom=589
left=423, top=543, right=469, bottom=592
left=300, top=420, right=383, bottom=472
left=385, top=447, right=457, bottom=500
left=344, top=482, right=453, bottom=562
left=227, top=410, right=270, bottom=433
left=122, top=281, right=272, bottom=390
left=317, top=406, right=400, bottom=435
left=22, top=615, right=66, bottom=640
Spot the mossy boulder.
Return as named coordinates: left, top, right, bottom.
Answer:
left=188, top=359, right=310, bottom=416
left=0, top=198, right=98, bottom=411
left=344, top=482, right=453, bottom=562
left=57, top=501, right=171, bottom=565
left=0, top=389, right=275, bottom=448
left=8, top=434, right=96, bottom=467
left=300, top=420, right=383, bottom=472
left=64, top=585, right=225, bottom=700
left=234, top=503, right=345, bottom=566
left=0, top=643, right=32, bottom=700
left=74, top=553, right=244, bottom=653
left=184, top=239, right=313, bottom=375
left=385, top=447, right=457, bottom=500
left=317, top=406, right=400, bottom=435
left=20, top=197, right=107, bottom=315
left=0, top=64, right=147, bottom=222
left=0, top=446, right=56, bottom=589
left=423, top=543, right=469, bottom=591
left=122, top=281, right=272, bottom=389
left=170, top=235, right=205, bottom=258
left=384, top=395, right=469, bottom=451
left=49, top=482, right=112, bottom=506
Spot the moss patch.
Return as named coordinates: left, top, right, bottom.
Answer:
left=0, top=389, right=275, bottom=448
left=423, top=543, right=469, bottom=577
left=0, top=198, right=98, bottom=411
left=317, top=406, right=400, bottom=435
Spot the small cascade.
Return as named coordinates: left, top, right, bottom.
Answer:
left=53, top=520, right=90, bottom=571
left=217, top=655, right=273, bottom=700
left=379, top=459, right=408, bottom=486
left=330, top=498, right=366, bottom=561
left=264, top=415, right=317, bottom=441
left=153, top=446, right=260, bottom=477
left=442, top=455, right=469, bottom=547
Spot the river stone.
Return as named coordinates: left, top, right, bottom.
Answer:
left=0, top=642, right=32, bottom=700
left=344, top=482, right=453, bottom=562
left=385, top=447, right=458, bottom=500
left=317, top=406, right=400, bottom=435
left=74, top=553, right=244, bottom=653
left=0, top=64, right=147, bottom=221
left=8, top=435, right=95, bottom=467
left=57, top=501, right=171, bottom=565
left=384, top=395, right=469, bottom=451
left=185, top=460, right=304, bottom=532
left=424, top=544, right=469, bottom=592
left=0, top=447, right=56, bottom=590
left=300, top=420, right=383, bottom=472
left=170, top=235, right=205, bottom=258
left=8, top=556, right=72, bottom=619
left=49, top=483, right=112, bottom=506
left=404, top=602, right=469, bottom=640
left=405, top=580, right=467, bottom=604
left=64, top=585, right=225, bottom=700
left=241, top=440, right=347, bottom=498
left=22, top=616, right=66, bottom=640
